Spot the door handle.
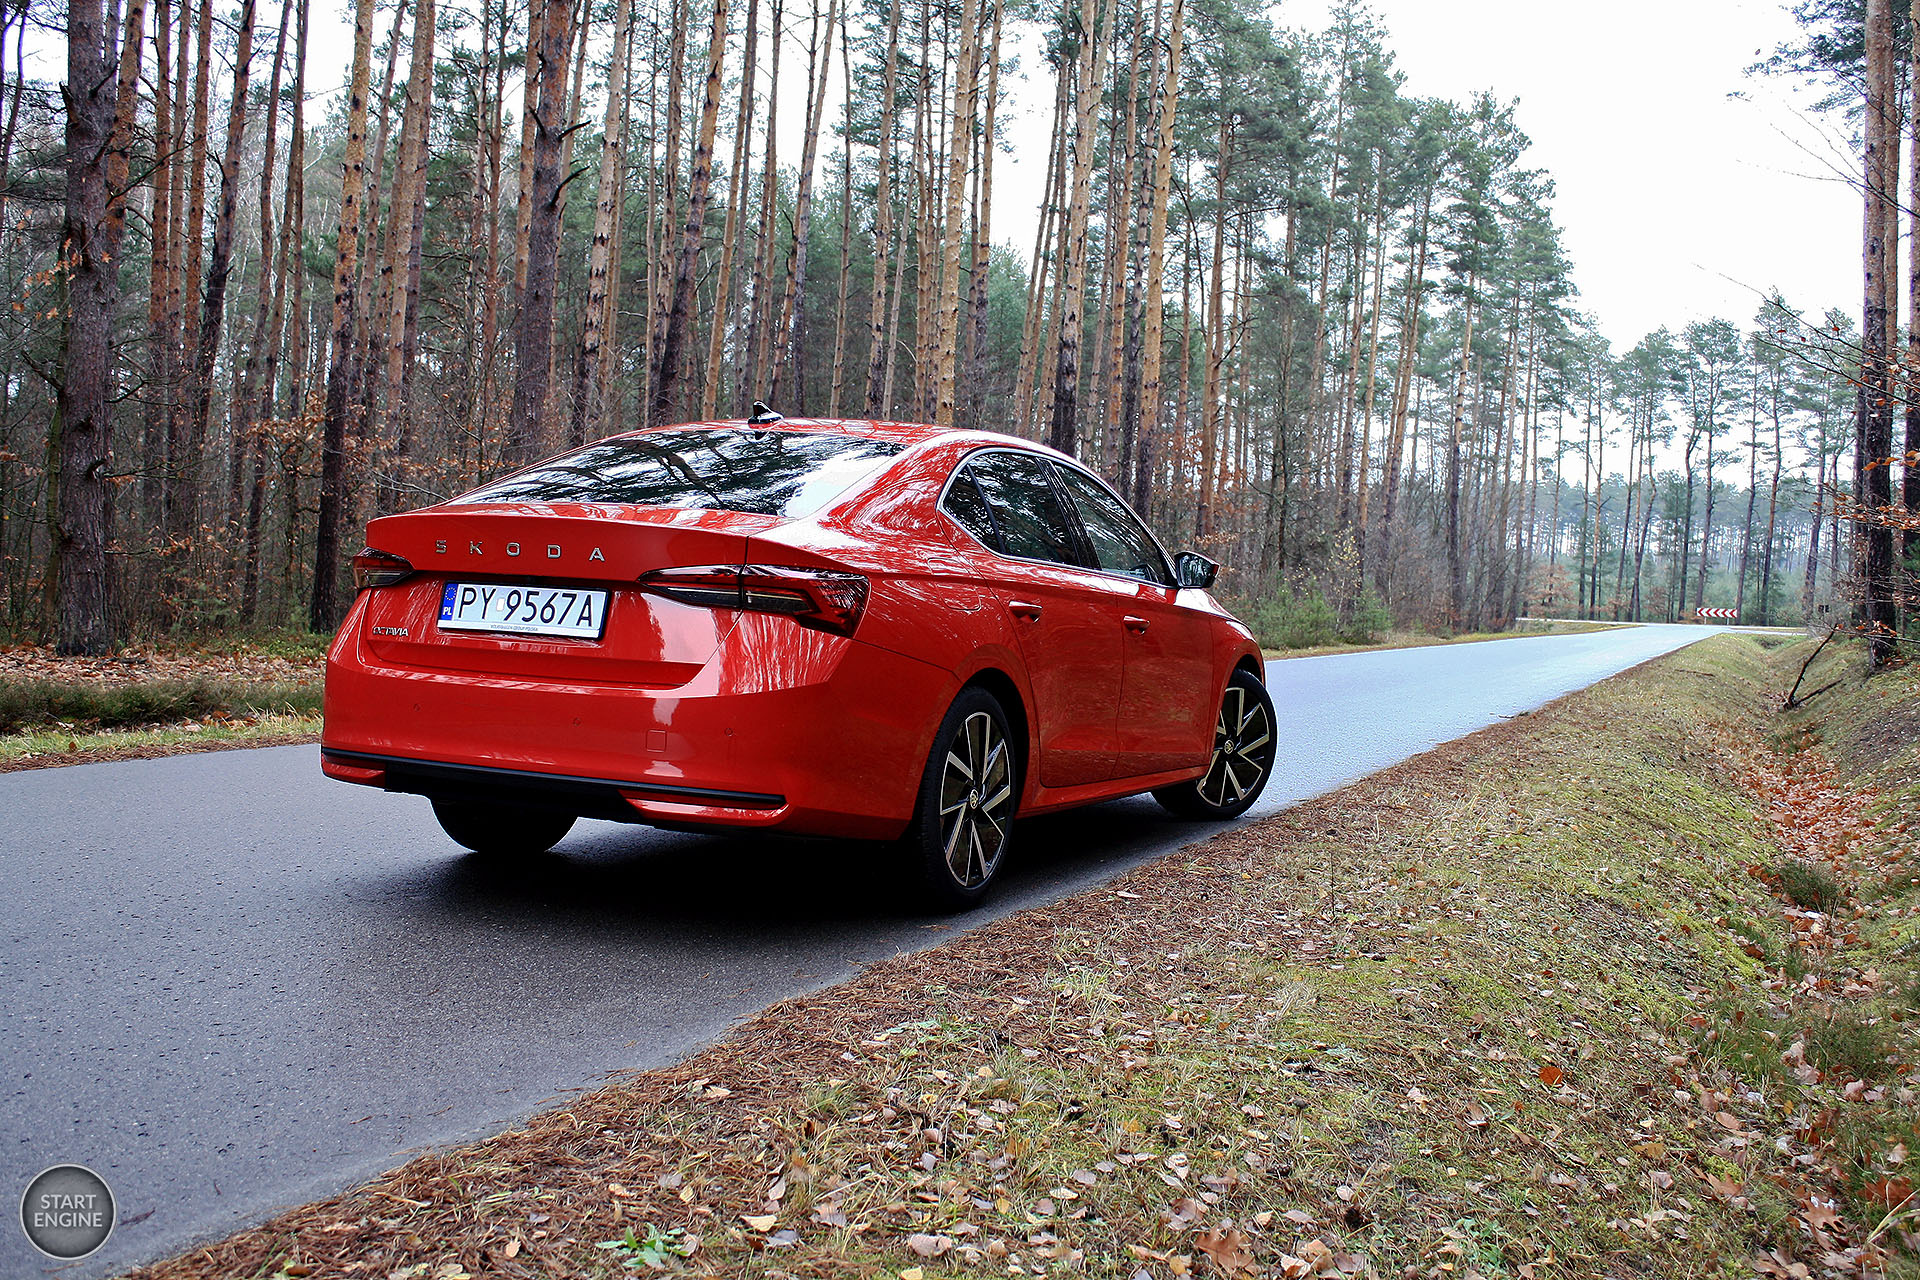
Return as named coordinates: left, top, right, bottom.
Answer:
left=1009, top=600, right=1044, bottom=621
left=1123, top=615, right=1150, bottom=633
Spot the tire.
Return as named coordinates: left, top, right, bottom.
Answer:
left=903, top=686, right=1021, bottom=910
left=431, top=797, right=576, bottom=857
left=1153, top=667, right=1276, bottom=820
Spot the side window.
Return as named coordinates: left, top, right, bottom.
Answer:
left=941, top=466, right=1000, bottom=551
left=966, top=451, right=1085, bottom=567
left=1055, top=465, right=1173, bottom=586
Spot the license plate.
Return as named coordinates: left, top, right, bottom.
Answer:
left=437, top=582, right=608, bottom=639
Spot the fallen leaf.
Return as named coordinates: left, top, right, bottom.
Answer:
left=742, top=1213, right=778, bottom=1232
left=1538, top=1064, right=1564, bottom=1088
left=907, top=1233, right=953, bottom=1258
left=1196, top=1226, right=1255, bottom=1275
left=1862, top=1178, right=1915, bottom=1207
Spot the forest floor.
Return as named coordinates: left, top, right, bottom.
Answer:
left=121, top=634, right=1920, bottom=1280
left=0, top=634, right=323, bottom=771
left=1261, top=618, right=1626, bottom=661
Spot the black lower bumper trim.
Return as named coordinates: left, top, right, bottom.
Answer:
left=323, top=750, right=785, bottom=820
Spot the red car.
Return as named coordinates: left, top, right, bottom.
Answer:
left=321, top=413, right=1275, bottom=906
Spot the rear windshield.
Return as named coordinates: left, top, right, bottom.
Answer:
left=450, top=428, right=904, bottom=518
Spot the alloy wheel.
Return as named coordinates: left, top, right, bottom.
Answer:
left=1198, top=682, right=1274, bottom=809
left=936, top=710, right=1015, bottom=888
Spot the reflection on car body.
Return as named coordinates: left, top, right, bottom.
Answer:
left=321, top=415, right=1276, bottom=907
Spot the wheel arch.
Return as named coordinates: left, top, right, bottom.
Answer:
left=1232, top=651, right=1266, bottom=685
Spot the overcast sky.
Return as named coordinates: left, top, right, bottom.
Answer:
left=1279, top=0, right=1858, bottom=351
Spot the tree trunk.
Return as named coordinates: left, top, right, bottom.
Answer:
left=310, top=0, right=377, bottom=631
left=931, top=0, right=980, bottom=423
left=702, top=0, right=760, bottom=421
left=767, top=0, right=840, bottom=406
left=378, top=0, right=436, bottom=501
left=741, top=0, right=783, bottom=407
left=827, top=7, right=856, bottom=417
left=511, top=0, right=546, bottom=300
left=650, top=0, right=732, bottom=425
left=965, top=0, right=1003, bottom=426
left=505, top=0, right=578, bottom=463
left=163, top=0, right=211, bottom=541
left=1045, top=0, right=1109, bottom=457
left=1375, top=184, right=1431, bottom=594
left=182, top=0, right=256, bottom=543
left=142, top=0, right=173, bottom=521
left=1695, top=421, right=1716, bottom=611
left=1197, top=113, right=1229, bottom=539
left=1446, top=283, right=1476, bottom=625
left=1737, top=372, right=1759, bottom=620
left=52, top=0, right=123, bottom=653
left=1907, top=16, right=1920, bottom=595
left=1860, top=0, right=1898, bottom=666
left=860, top=0, right=901, bottom=417
left=568, top=0, right=634, bottom=444
left=1760, top=380, right=1783, bottom=623
left=1132, top=0, right=1182, bottom=512
left=1011, top=65, right=1068, bottom=436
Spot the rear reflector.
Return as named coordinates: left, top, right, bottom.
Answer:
left=352, top=547, right=414, bottom=591
left=638, top=564, right=869, bottom=636
left=321, top=753, right=387, bottom=786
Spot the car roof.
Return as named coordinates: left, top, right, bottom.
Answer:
left=610, top=416, right=1072, bottom=458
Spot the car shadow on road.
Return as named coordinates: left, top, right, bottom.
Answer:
left=385, top=792, right=1199, bottom=939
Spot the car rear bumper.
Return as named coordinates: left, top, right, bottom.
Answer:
left=320, top=595, right=957, bottom=840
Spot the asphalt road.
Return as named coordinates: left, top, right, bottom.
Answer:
left=2, top=622, right=1722, bottom=1277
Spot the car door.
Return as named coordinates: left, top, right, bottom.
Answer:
left=1051, top=463, right=1216, bottom=778
left=957, top=450, right=1127, bottom=788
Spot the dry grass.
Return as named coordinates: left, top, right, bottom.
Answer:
left=0, top=711, right=320, bottom=771
left=120, top=636, right=1918, bottom=1280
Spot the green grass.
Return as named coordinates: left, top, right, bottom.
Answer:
left=1774, top=859, right=1844, bottom=911
left=0, top=677, right=321, bottom=735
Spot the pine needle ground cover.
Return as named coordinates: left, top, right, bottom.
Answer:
left=122, top=635, right=1917, bottom=1280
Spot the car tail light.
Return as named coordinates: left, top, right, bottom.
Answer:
left=638, top=565, right=869, bottom=636
left=352, top=547, right=414, bottom=591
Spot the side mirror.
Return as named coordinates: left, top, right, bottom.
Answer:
left=1174, top=551, right=1218, bottom=590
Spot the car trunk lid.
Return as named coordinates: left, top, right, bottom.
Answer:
left=355, top=503, right=784, bottom=685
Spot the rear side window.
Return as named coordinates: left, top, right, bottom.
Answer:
left=965, top=451, right=1084, bottom=567
left=450, top=428, right=904, bottom=518
left=941, top=467, right=1001, bottom=550
left=1055, top=465, right=1173, bottom=585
